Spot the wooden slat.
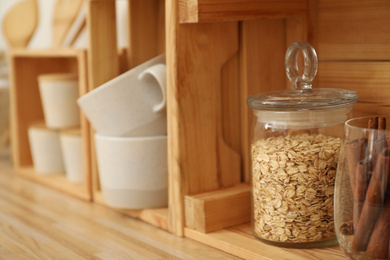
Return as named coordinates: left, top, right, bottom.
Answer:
left=86, top=0, right=119, bottom=206
left=178, top=0, right=308, bottom=23
left=318, top=0, right=390, bottom=60
left=185, top=224, right=346, bottom=260
left=317, top=61, right=390, bottom=117
left=185, top=183, right=250, bottom=233
left=86, top=0, right=119, bottom=89
left=127, top=0, right=165, bottom=68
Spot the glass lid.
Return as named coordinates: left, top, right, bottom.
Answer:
left=247, top=42, right=358, bottom=111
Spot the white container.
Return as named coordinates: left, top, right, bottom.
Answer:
left=78, top=54, right=166, bottom=137
left=38, top=73, right=80, bottom=129
left=95, top=133, right=168, bottom=209
left=60, top=129, right=83, bottom=183
left=28, top=123, right=65, bottom=174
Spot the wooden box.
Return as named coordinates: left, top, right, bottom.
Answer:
left=9, top=49, right=92, bottom=201
left=165, top=0, right=390, bottom=259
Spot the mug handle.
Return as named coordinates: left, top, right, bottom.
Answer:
left=138, top=63, right=167, bottom=112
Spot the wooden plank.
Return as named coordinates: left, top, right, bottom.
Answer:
left=318, top=0, right=390, bottom=60
left=127, top=0, right=165, bottom=68
left=317, top=61, right=390, bottom=117
left=178, top=0, right=308, bottom=23
left=185, top=224, right=346, bottom=260
left=240, top=19, right=287, bottom=182
left=167, top=0, right=240, bottom=235
left=185, top=183, right=250, bottom=233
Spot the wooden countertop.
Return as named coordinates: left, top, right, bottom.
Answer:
left=0, top=156, right=240, bottom=259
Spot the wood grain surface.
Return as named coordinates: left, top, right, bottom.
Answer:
left=0, top=157, right=240, bottom=259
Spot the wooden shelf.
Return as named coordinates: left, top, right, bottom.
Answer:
left=18, top=167, right=90, bottom=201
left=93, top=191, right=169, bottom=231
left=185, top=224, right=346, bottom=260
left=9, top=48, right=92, bottom=201
left=178, top=0, right=308, bottom=23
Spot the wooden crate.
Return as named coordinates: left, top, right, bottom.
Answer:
left=9, top=49, right=92, bottom=201
left=166, top=0, right=390, bottom=258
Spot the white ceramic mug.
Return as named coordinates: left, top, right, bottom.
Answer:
left=94, top=133, right=168, bottom=209
left=78, top=54, right=166, bottom=137
left=28, top=122, right=65, bottom=174
left=60, top=129, right=84, bottom=183
left=38, top=73, right=80, bottom=129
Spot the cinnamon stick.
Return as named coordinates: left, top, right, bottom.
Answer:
left=366, top=190, right=390, bottom=258
left=351, top=149, right=390, bottom=252
left=353, top=161, right=370, bottom=229
left=345, top=138, right=367, bottom=196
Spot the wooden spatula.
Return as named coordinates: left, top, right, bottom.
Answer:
left=52, top=0, right=84, bottom=48
left=2, top=0, right=38, bottom=48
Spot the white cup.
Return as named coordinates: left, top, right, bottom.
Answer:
left=28, top=123, right=65, bottom=174
left=38, top=73, right=80, bottom=129
left=60, top=129, right=84, bottom=183
left=95, top=133, right=168, bottom=209
left=78, top=54, right=166, bottom=137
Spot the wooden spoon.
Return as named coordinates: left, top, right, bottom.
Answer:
left=52, top=0, right=84, bottom=48
left=2, top=0, right=38, bottom=48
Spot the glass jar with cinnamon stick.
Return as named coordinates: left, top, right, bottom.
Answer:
left=335, top=116, right=390, bottom=259
left=247, top=41, right=358, bottom=248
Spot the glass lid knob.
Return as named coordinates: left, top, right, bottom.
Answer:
left=285, top=41, right=318, bottom=91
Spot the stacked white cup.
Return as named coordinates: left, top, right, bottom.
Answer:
left=78, top=54, right=168, bottom=209
left=28, top=73, right=84, bottom=184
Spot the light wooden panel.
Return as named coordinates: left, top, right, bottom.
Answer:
left=317, top=61, right=390, bottom=117
left=318, top=0, right=390, bottom=60
left=178, top=0, right=308, bottom=23
left=127, top=0, right=165, bottom=68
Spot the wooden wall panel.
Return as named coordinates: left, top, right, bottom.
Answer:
left=240, top=19, right=287, bottom=181
left=127, top=0, right=165, bottom=68
left=317, top=61, right=390, bottom=117
left=318, top=0, right=390, bottom=60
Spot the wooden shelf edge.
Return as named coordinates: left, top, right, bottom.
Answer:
left=9, top=48, right=86, bottom=58
left=93, top=191, right=169, bottom=231
left=178, top=0, right=308, bottom=23
left=15, top=166, right=92, bottom=201
left=184, top=224, right=346, bottom=260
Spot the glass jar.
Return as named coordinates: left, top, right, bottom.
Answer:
left=247, top=41, right=358, bottom=248
left=335, top=116, right=390, bottom=259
